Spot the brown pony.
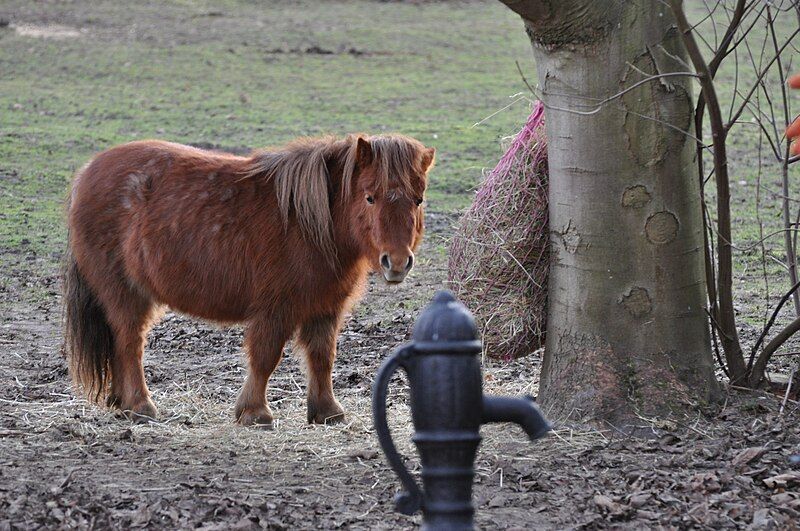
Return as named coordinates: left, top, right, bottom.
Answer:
left=63, top=134, right=434, bottom=425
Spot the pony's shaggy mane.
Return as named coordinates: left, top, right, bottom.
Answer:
left=245, top=133, right=426, bottom=260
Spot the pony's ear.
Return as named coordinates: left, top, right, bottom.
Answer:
left=356, top=137, right=373, bottom=170
left=421, top=147, right=436, bottom=172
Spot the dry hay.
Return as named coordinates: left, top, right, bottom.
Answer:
left=448, top=102, right=549, bottom=360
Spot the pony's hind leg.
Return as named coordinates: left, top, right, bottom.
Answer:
left=235, top=313, right=292, bottom=427
left=102, top=287, right=159, bottom=422
left=297, top=313, right=345, bottom=424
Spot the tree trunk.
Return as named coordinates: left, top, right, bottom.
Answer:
left=499, top=0, right=720, bottom=425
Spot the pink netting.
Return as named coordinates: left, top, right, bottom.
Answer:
left=448, top=102, right=549, bottom=360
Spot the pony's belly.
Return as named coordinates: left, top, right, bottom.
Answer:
left=151, top=257, right=253, bottom=321
left=168, top=299, right=248, bottom=324
left=148, top=280, right=252, bottom=323
left=127, top=240, right=254, bottom=324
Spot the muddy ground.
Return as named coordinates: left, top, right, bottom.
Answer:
left=1, top=211, right=799, bottom=530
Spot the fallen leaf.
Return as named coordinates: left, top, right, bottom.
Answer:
left=347, top=448, right=378, bottom=460
left=763, top=473, right=800, bottom=489
left=751, top=508, right=772, bottom=528
left=732, top=447, right=766, bottom=467
left=635, top=509, right=659, bottom=520
left=771, top=492, right=796, bottom=504
left=488, top=494, right=508, bottom=508
left=629, top=493, right=650, bottom=508
left=594, top=494, right=626, bottom=515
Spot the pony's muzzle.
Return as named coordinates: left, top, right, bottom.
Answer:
left=381, top=252, right=414, bottom=283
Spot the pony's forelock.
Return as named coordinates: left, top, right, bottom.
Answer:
left=341, top=134, right=427, bottom=201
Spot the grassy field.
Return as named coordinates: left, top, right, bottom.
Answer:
left=1, top=0, right=798, bottom=329
left=0, top=0, right=532, bottom=288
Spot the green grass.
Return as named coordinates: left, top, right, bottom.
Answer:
left=0, top=0, right=534, bottom=299
left=685, top=3, right=800, bottom=330
left=1, top=0, right=799, bottom=337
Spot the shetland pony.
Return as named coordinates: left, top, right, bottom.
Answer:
left=64, top=134, right=434, bottom=425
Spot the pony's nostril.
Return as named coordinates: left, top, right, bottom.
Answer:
left=380, top=254, right=391, bottom=270
left=405, top=254, right=414, bottom=271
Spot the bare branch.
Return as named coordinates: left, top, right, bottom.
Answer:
left=538, top=72, right=701, bottom=115
left=752, top=315, right=800, bottom=386
left=748, top=275, right=800, bottom=373
left=670, top=0, right=749, bottom=382
left=693, top=0, right=749, bottom=345
left=767, top=5, right=800, bottom=316
left=726, top=25, right=800, bottom=131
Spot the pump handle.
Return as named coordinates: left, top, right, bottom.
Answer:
left=371, top=344, right=423, bottom=515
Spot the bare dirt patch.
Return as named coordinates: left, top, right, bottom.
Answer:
left=1, top=215, right=799, bottom=529
left=13, top=24, right=83, bottom=40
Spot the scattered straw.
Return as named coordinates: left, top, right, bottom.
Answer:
left=448, top=102, right=549, bottom=360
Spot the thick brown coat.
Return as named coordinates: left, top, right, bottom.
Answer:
left=64, top=134, right=434, bottom=424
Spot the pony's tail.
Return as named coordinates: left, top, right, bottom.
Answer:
left=63, top=243, right=114, bottom=404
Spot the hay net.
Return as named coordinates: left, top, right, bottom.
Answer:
left=447, top=102, right=549, bottom=360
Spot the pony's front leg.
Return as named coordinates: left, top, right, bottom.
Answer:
left=298, top=313, right=345, bottom=424
left=235, top=314, right=291, bottom=427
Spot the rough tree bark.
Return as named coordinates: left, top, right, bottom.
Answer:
left=498, top=0, right=720, bottom=425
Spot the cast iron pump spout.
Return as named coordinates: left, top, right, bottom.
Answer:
left=482, top=395, right=550, bottom=441
left=372, top=291, right=550, bottom=530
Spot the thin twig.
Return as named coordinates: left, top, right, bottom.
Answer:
left=779, top=367, right=795, bottom=416
left=748, top=279, right=800, bottom=370
left=670, top=0, right=748, bottom=382
left=537, top=72, right=700, bottom=116
left=752, top=315, right=800, bottom=387
left=726, top=26, right=800, bottom=131
left=766, top=5, right=800, bottom=315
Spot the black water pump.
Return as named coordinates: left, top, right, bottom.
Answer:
left=372, top=291, right=551, bottom=530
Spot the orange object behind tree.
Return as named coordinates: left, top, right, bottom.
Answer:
left=788, top=74, right=800, bottom=155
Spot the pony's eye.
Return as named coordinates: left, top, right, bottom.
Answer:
left=415, top=198, right=423, bottom=206
left=366, top=195, right=375, bottom=204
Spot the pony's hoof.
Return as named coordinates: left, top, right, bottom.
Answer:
left=308, top=401, right=345, bottom=425
left=236, top=406, right=274, bottom=428
left=106, top=394, right=122, bottom=408
left=120, top=400, right=158, bottom=424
